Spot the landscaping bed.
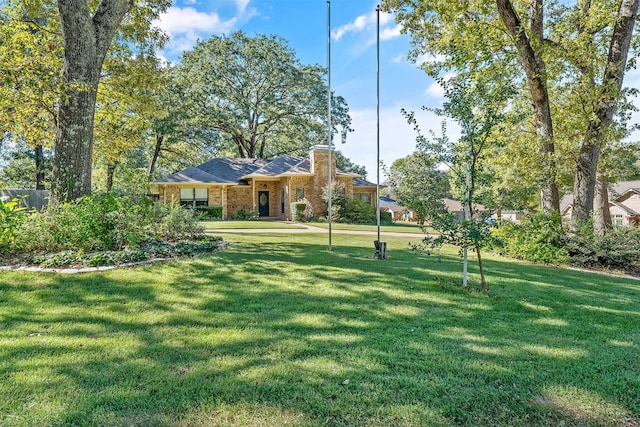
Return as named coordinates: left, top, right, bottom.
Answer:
left=1, top=237, right=224, bottom=270
left=1, top=193, right=225, bottom=270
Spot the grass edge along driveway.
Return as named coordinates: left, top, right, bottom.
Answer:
left=1, top=232, right=638, bottom=427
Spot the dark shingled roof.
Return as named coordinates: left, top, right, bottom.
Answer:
left=197, top=158, right=268, bottom=183
left=353, top=177, right=377, bottom=187
left=156, top=167, right=232, bottom=184
left=244, top=155, right=310, bottom=177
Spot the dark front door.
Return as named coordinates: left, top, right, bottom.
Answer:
left=258, top=191, right=269, bottom=217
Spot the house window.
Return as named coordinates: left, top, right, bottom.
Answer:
left=180, top=188, right=208, bottom=207
left=354, top=193, right=371, bottom=204
left=296, top=188, right=305, bottom=201
left=281, top=188, right=285, bottom=214
left=612, top=214, right=624, bottom=226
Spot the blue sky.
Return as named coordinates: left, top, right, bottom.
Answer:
left=155, top=0, right=453, bottom=178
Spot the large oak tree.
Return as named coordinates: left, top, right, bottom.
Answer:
left=179, top=31, right=353, bottom=159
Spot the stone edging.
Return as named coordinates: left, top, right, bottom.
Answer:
left=0, top=257, right=174, bottom=275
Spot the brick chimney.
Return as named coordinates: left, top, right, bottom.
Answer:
left=310, top=145, right=337, bottom=217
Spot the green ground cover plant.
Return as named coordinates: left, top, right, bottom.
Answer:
left=1, top=232, right=638, bottom=426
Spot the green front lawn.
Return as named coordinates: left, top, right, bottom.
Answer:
left=200, top=220, right=308, bottom=230
left=1, top=233, right=638, bottom=426
left=307, top=222, right=429, bottom=234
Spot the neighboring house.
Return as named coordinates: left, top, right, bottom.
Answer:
left=153, top=145, right=377, bottom=220
left=379, top=196, right=414, bottom=222
left=561, top=180, right=640, bottom=227
left=441, top=198, right=488, bottom=222
left=377, top=196, right=488, bottom=223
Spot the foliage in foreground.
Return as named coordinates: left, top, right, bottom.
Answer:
left=1, top=193, right=218, bottom=267
left=0, top=197, right=30, bottom=250
left=411, top=203, right=494, bottom=289
left=0, top=233, right=638, bottom=426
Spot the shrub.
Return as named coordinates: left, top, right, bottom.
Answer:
left=26, top=237, right=222, bottom=268
left=380, top=211, right=393, bottom=224
left=340, top=199, right=376, bottom=224
left=152, top=202, right=204, bottom=241
left=13, top=194, right=210, bottom=253
left=231, top=208, right=255, bottom=220
left=0, top=198, right=30, bottom=252
left=13, top=193, right=153, bottom=252
left=291, top=202, right=307, bottom=222
left=207, top=205, right=223, bottom=219
left=489, top=212, right=569, bottom=264
left=565, top=226, right=640, bottom=273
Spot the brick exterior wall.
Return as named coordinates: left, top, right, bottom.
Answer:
left=208, top=187, right=223, bottom=207
left=226, top=186, right=253, bottom=218
left=160, top=185, right=180, bottom=205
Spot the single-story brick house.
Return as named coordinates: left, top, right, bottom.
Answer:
left=153, top=145, right=377, bottom=220
left=561, top=180, right=640, bottom=227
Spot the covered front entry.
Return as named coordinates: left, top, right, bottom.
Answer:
left=258, top=191, right=269, bottom=217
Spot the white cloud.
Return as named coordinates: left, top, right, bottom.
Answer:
left=425, top=73, right=456, bottom=98
left=155, top=3, right=257, bottom=59
left=331, top=11, right=399, bottom=42
left=392, top=53, right=404, bottom=63
left=156, top=7, right=236, bottom=36
left=380, top=24, right=402, bottom=41
left=235, top=0, right=252, bottom=15
left=415, top=53, right=446, bottom=66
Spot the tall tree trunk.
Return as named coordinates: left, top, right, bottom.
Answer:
left=106, top=161, right=118, bottom=193
left=52, top=0, right=133, bottom=203
left=593, top=170, right=612, bottom=235
left=148, top=134, right=164, bottom=179
left=571, top=0, right=639, bottom=230
left=496, top=0, right=560, bottom=212
left=35, top=144, right=45, bottom=190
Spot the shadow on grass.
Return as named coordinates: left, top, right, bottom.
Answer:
left=0, top=235, right=638, bottom=426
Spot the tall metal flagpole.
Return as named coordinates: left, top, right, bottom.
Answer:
left=327, top=0, right=332, bottom=251
left=376, top=5, right=381, bottom=246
